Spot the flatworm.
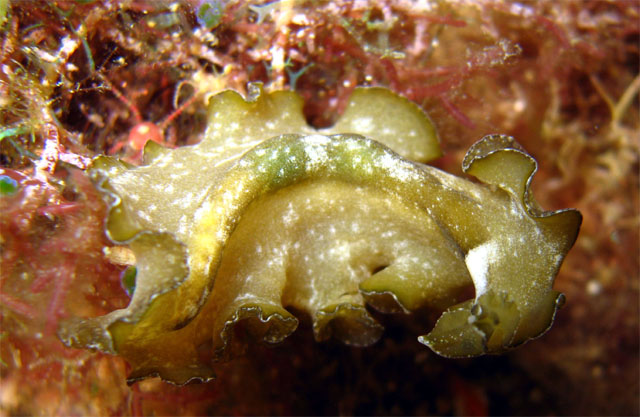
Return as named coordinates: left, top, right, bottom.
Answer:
left=59, top=84, right=581, bottom=384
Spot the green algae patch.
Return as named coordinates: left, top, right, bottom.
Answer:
left=59, top=85, right=580, bottom=384
left=0, top=175, right=19, bottom=196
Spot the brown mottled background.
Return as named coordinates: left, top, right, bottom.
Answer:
left=1, top=1, right=638, bottom=415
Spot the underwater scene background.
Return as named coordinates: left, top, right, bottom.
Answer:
left=0, top=1, right=638, bottom=415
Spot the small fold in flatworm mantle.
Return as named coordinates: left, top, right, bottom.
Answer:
left=59, top=84, right=581, bottom=384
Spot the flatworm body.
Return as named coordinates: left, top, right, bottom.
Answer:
left=59, top=85, right=581, bottom=384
